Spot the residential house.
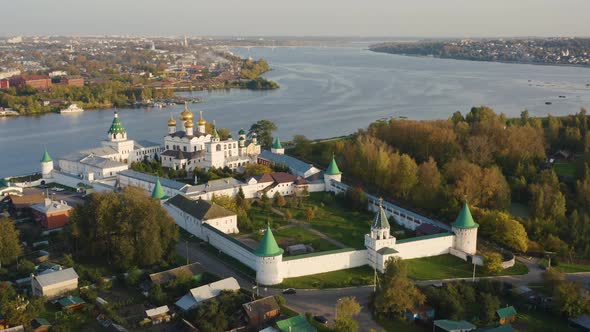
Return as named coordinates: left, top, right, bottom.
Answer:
left=57, top=296, right=85, bottom=311
left=145, top=305, right=172, bottom=325
left=30, top=318, right=51, bottom=332
left=496, top=306, right=517, bottom=325
left=474, top=325, right=515, bottom=332
left=433, top=320, right=477, bottom=332
left=31, top=198, right=73, bottom=229
left=149, top=262, right=206, bottom=286
left=31, top=268, right=78, bottom=299
left=175, top=277, right=240, bottom=311
left=569, top=315, right=590, bottom=331
left=242, top=296, right=280, bottom=327
left=7, top=193, right=45, bottom=217
left=275, top=315, right=316, bottom=332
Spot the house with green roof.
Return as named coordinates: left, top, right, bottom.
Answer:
left=434, top=319, right=477, bottom=332
left=496, top=306, right=517, bottom=325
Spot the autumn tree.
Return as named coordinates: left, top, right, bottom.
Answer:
left=412, top=157, right=443, bottom=210
left=483, top=252, right=503, bottom=275
left=273, top=192, right=286, bottom=207
left=554, top=281, right=590, bottom=317
left=249, top=120, right=277, bottom=149
left=69, top=186, right=179, bottom=270
left=0, top=217, right=22, bottom=268
left=478, top=211, right=528, bottom=252
left=393, top=154, right=418, bottom=199
left=374, top=257, right=425, bottom=317
left=335, top=296, right=362, bottom=332
left=529, top=170, right=566, bottom=220
left=244, top=163, right=272, bottom=178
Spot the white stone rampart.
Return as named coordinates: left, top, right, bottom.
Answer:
left=165, top=203, right=256, bottom=269
left=52, top=171, right=83, bottom=189
left=393, top=234, right=455, bottom=260
left=281, top=249, right=368, bottom=279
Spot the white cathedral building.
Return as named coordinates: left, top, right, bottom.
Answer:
left=161, top=103, right=261, bottom=172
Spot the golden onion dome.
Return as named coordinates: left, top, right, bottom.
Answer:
left=197, top=111, right=206, bottom=126
left=168, top=115, right=177, bottom=126
left=180, top=102, right=193, bottom=121
left=184, top=120, right=194, bottom=128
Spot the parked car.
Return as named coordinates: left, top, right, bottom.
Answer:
left=313, top=315, right=329, bottom=325
left=282, top=288, right=296, bottom=295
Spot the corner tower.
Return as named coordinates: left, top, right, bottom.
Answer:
left=452, top=201, right=479, bottom=255
left=255, top=224, right=284, bottom=285
left=40, top=149, right=54, bottom=179
left=324, top=153, right=342, bottom=192
left=151, top=177, right=168, bottom=202
left=271, top=137, right=284, bottom=155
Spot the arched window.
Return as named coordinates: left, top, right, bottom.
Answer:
left=216, top=144, right=221, bottom=151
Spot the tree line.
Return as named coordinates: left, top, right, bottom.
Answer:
left=290, top=107, right=590, bottom=260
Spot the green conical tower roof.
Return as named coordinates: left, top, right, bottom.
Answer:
left=151, top=177, right=167, bottom=200
left=326, top=154, right=341, bottom=175
left=372, top=199, right=390, bottom=229
left=255, top=224, right=284, bottom=257
left=107, top=112, right=126, bottom=135
left=452, top=201, right=479, bottom=229
left=41, top=149, right=52, bottom=163
left=211, top=121, right=219, bottom=139
left=272, top=136, right=283, bottom=149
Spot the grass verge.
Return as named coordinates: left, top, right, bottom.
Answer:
left=279, top=265, right=374, bottom=289
left=406, top=255, right=528, bottom=280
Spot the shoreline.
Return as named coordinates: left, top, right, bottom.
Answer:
left=370, top=50, right=590, bottom=70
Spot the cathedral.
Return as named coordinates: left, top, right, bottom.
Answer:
left=161, top=103, right=261, bottom=172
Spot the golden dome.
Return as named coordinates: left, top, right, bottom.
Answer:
left=184, top=120, right=194, bottom=128
left=180, top=102, right=193, bottom=121
left=197, top=110, right=206, bottom=126
left=168, top=114, right=177, bottom=126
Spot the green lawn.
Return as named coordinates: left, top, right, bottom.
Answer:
left=406, top=255, right=529, bottom=280
left=282, top=192, right=374, bottom=248
left=514, top=308, right=578, bottom=332
left=553, top=162, right=577, bottom=177
left=555, top=262, right=590, bottom=273
left=279, top=265, right=374, bottom=289
left=273, top=226, right=340, bottom=252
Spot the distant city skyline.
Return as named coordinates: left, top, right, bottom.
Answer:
left=2, top=0, right=590, bottom=37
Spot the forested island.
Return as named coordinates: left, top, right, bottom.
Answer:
left=290, top=107, right=590, bottom=263
left=370, top=38, right=590, bottom=67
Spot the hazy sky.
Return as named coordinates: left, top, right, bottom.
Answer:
left=2, top=0, right=590, bottom=37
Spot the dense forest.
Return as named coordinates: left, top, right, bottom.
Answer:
left=290, top=107, right=590, bottom=261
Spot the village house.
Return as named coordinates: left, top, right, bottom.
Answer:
left=31, top=268, right=78, bottom=299
left=496, top=306, right=517, bottom=325
left=148, top=262, right=206, bottom=286
left=175, top=277, right=240, bottom=312
left=242, top=296, right=281, bottom=327
left=434, top=320, right=477, bottom=332
left=145, top=305, right=172, bottom=325
left=31, top=198, right=73, bottom=229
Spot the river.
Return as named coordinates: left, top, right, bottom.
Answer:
left=1, top=47, right=590, bottom=178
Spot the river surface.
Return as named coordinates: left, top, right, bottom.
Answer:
left=2, top=47, right=590, bottom=178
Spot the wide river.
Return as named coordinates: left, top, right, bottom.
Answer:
left=2, top=47, right=590, bottom=178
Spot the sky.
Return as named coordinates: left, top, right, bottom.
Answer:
left=1, top=0, right=590, bottom=37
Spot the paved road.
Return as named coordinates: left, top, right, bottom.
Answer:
left=176, top=243, right=590, bottom=331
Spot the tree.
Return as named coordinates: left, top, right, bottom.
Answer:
left=69, top=187, right=179, bottom=270
left=478, top=211, right=528, bottom=252
left=483, top=252, right=503, bottom=275
left=244, top=163, right=272, bottom=178
left=305, top=207, right=316, bottom=221
left=412, top=157, right=442, bottom=209
left=249, top=120, right=277, bottom=149
left=374, top=257, right=425, bottom=317
left=273, top=192, right=286, bottom=207
left=479, top=293, right=501, bottom=324
left=554, top=281, right=590, bottom=317
left=335, top=297, right=362, bottom=332
left=0, top=217, right=22, bottom=268
left=393, top=154, right=418, bottom=199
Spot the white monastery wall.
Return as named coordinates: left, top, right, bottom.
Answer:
left=206, top=215, right=239, bottom=234
left=164, top=203, right=256, bottom=270
left=281, top=249, right=368, bottom=278
left=393, top=235, right=455, bottom=260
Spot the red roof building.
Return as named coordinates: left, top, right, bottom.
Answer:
left=60, top=76, right=84, bottom=87
left=0, top=79, right=9, bottom=89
